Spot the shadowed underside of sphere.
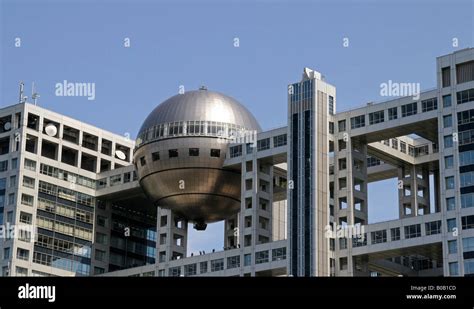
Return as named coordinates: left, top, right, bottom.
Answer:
left=134, top=89, right=260, bottom=229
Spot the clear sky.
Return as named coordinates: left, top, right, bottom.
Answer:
left=1, top=0, right=473, bottom=255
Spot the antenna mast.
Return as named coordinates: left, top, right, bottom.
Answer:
left=32, top=82, right=40, bottom=105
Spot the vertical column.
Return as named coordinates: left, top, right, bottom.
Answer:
left=342, top=139, right=368, bottom=276
left=156, top=207, right=187, bottom=268
left=398, top=165, right=431, bottom=218
left=224, top=214, right=239, bottom=249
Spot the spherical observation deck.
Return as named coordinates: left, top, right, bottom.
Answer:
left=134, top=88, right=261, bottom=230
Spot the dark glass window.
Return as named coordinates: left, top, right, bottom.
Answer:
left=189, top=148, right=199, bottom=157
left=168, top=149, right=178, bottom=158
left=210, top=149, right=220, bottom=158
left=140, top=156, right=146, bottom=166
left=152, top=152, right=160, bottom=161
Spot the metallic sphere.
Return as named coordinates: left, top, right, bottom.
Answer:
left=134, top=88, right=261, bottom=229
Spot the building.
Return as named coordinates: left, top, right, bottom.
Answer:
left=0, top=48, right=473, bottom=277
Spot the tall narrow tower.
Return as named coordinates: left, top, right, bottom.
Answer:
left=288, top=68, right=336, bottom=276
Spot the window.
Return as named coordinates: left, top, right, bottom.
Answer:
left=448, top=240, right=457, bottom=254
left=391, top=138, right=398, bottom=150
left=404, top=224, right=421, bottom=239
left=16, top=248, right=29, bottom=261
left=457, top=88, right=474, bottom=104
left=461, top=193, right=474, bottom=208
left=462, top=215, right=474, bottom=230
left=463, top=237, right=474, bottom=253
left=257, top=138, right=270, bottom=151
left=443, top=115, right=452, bottom=128
left=272, top=247, right=286, bottom=261
left=22, top=176, right=35, bottom=189
left=168, top=149, right=178, bottom=158
left=449, top=262, right=458, bottom=276
left=350, top=115, right=365, bottom=129
left=329, top=122, right=334, bottom=134
left=0, top=160, right=7, bottom=172
left=230, top=145, right=242, bottom=158
left=447, top=197, right=456, bottom=211
left=8, top=194, right=14, bottom=206
left=210, top=149, right=220, bottom=157
left=459, top=129, right=474, bottom=146
left=460, top=171, right=474, bottom=187
left=94, top=267, right=105, bottom=275
left=339, top=257, right=348, bottom=271
left=255, top=250, right=269, bottom=264
left=400, top=141, right=406, bottom=153
left=460, top=150, right=474, bottom=166
left=27, top=113, right=39, bottom=130
left=25, top=159, right=36, bottom=172
left=7, top=178, right=15, bottom=192
left=110, top=175, right=122, bottom=187
left=388, top=107, right=398, bottom=120
left=401, top=102, right=417, bottom=117
left=466, top=260, right=474, bottom=275
left=421, top=98, right=437, bottom=112
left=444, top=135, right=453, bottom=148
left=391, top=227, right=400, bottom=241
left=96, top=232, right=108, bottom=245
left=101, top=139, right=112, bottom=155
left=200, top=261, right=208, bottom=274
left=3, top=248, right=10, bottom=259
left=456, top=61, right=474, bottom=84
left=328, top=95, right=334, bottom=114
left=338, top=120, right=346, bottom=132
left=425, top=221, right=441, bottom=235
left=97, top=215, right=107, bottom=227
left=339, top=238, right=347, bottom=250
left=16, top=267, right=28, bottom=277
left=95, top=249, right=106, bottom=261
left=184, top=264, right=197, bottom=276
left=273, top=134, right=287, bottom=147
left=447, top=218, right=457, bottom=233
left=189, top=148, right=199, bottom=156
left=458, top=110, right=474, bottom=125
left=140, top=156, right=146, bottom=166
left=227, top=256, right=240, bottom=269
left=123, top=172, right=131, bottom=183
left=11, top=158, right=17, bottom=169
left=211, top=258, right=224, bottom=272
left=442, top=67, right=451, bottom=87
left=169, top=266, right=181, bottom=277
left=338, top=158, right=347, bottom=170
left=445, top=156, right=454, bottom=169
left=371, top=230, right=387, bottom=244
left=445, top=176, right=455, bottom=190
left=443, top=94, right=452, bottom=107
left=19, top=212, right=32, bottom=224
left=244, top=254, right=251, bottom=266
left=152, top=152, right=160, bottom=161
left=21, top=194, right=33, bottom=206
left=369, top=110, right=384, bottom=125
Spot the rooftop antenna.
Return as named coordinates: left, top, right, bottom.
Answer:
left=31, top=82, right=40, bottom=105
left=18, top=81, right=25, bottom=103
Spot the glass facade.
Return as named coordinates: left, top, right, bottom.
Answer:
left=34, top=181, right=94, bottom=275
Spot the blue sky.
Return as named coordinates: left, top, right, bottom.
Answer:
left=1, top=0, right=473, bottom=254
